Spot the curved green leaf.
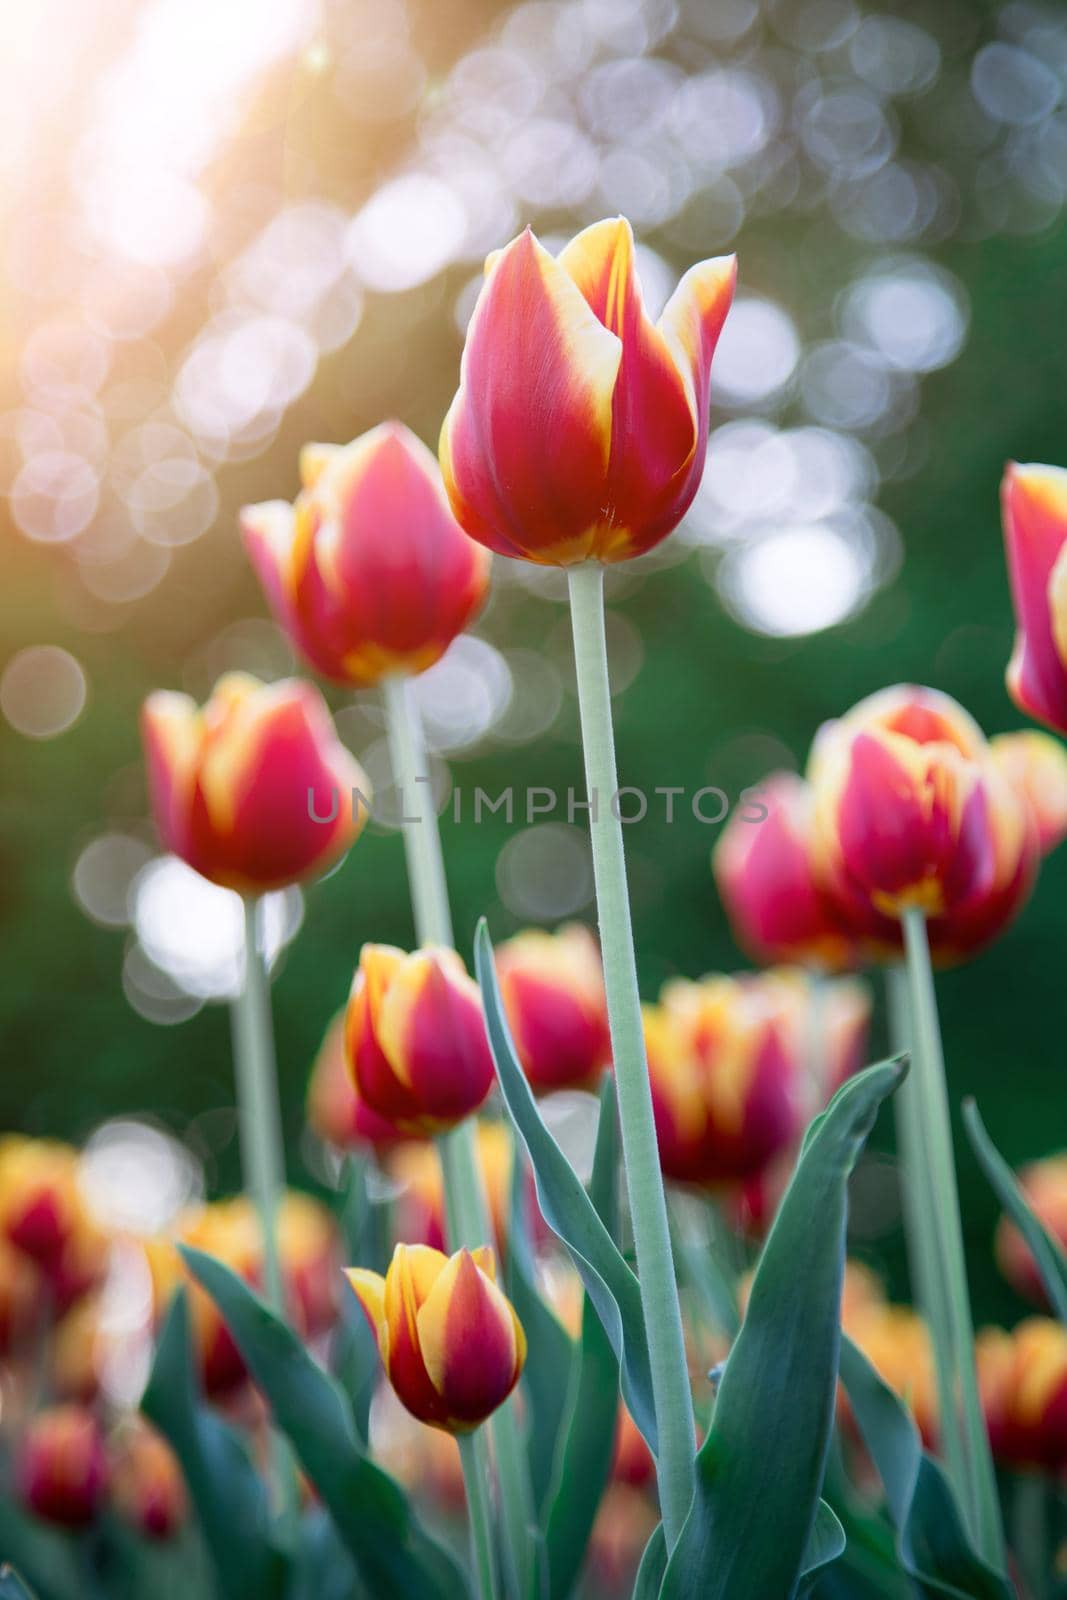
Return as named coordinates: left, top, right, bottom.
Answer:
left=141, top=1288, right=287, bottom=1600
left=963, top=1098, right=1067, bottom=1324
left=474, top=918, right=656, bottom=1452
left=180, top=1246, right=469, bottom=1600
left=543, top=1077, right=624, bottom=1600
left=660, top=1056, right=906, bottom=1600
left=796, top=1502, right=847, bottom=1595
left=839, top=1336, right=1012, bottom=1599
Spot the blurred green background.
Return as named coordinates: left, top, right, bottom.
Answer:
left=2, top=0, right=1065, bottom=1332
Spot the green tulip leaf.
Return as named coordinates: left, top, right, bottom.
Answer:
left=503, top=1120, right=575, bottom=1514
left=289, top=1508, right=365, bottom=1600
left=0, top=1569, right=38, bottom=1600
left=474, top=918, right=657, bottom=1453
left=660, top=1056, right=906, bottom=1600
left=543, top=1077, right=625, bottom=1599
left=839, top=1335, right=1012, bottom=1599
left=963, top=1097, right=1067, bottom=1324
left=180, top=1246, right=469, bottom=1600
left=140, top=1287, right=288, bottom=1600
left=796, top=1502, right=847, bottom=1595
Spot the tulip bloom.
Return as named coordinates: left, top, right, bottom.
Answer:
left=345, top=945, right=495, bottom=1135
left=978, top=1319, right=1067, bottom=1470
left=344, top=1243, right=526, bottom=1432
left=242, top=422, right=490, bottom=687
left=16, top=1406, right=108, bottom=1527
left=440, top=218, right=736, bottom=565
left=713, top=774, right=863, bottom=971
left=995, top=1153, right=1067, bottom=1307
left=110, top=1422, right=188, bottom=1541
left=811, top=685, right=1034, bottom=939
left=990, top=729, right=1067, bottom=856
left=1002, top=462, right=1067, bottom=735
left=495, top=923, right=611, bottom=1092
left=142, top=672, right=367, bottom=894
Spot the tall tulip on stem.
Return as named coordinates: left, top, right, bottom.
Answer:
left=141, top=673, right=369, bottom=1519
left=440, top=215, right=736, bottom=1547
left=242, top=426, right=530, bottom=1597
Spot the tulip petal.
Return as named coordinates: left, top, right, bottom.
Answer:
left=140, top=691, right=202, bottom=862
left=558, top=218, right=700, bottom=561
left=440, top=228, right=623, bottom=566
left=377, top=950, right=495, bottom=1127
left=383, top=1244, right=451, bottom=1426
left=415, top=1250, right=521, bottom=1428
left=1003, top=463, right=1067, bottom=734
left=342, top=1268, right=387, bottom=1344
left=299, top=441, right=343, bottom=490
left=657, top=253, right=736, bottom=480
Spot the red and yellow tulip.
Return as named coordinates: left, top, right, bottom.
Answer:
left=386, top=1122, right=546, bottom=1257
left=990, top=729, right=1067, bottom=857
left=495, top=923, right=611, bottom=1093
left=440, top=218, right=736, bottom=566
left=306, top=1011, right=411, bottom=1153
left=345, top=945, right=495, bottom=1135
left=810, top=685, right=1035, bottom=951
left=242, top=422, right=490, bottom=687
left=16, top=1405, right=108, bottom=1528
left=344, top=1243, right=526, bottom=1432
left=1002, top=462, right=1067, bottom=737
left=0, top=1137, right=110, bottom=1316
left=142, top=672, right=368, bottom=893
left=978, top=1318, right=1067, bottom=1471
left=109, top=1421, right=188, bottom=1541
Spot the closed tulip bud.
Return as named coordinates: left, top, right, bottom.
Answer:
left=440, top=218, right=736, bottom=566
left=713, top=774, right=862, bottom=971
left=495, top=923, right=611, bottom=1092
left=17, top=1406, right=108, bottom=1528
left=345, top=945, right=495, bottom=1135
left=242, top=422, right=490, bottom=687
left=0, top=1137, right=82, bottom=1266
left=109, top=1421, right=188, bottom=1541
left=979, top=1319, right=1067, bottom=1470
left=141, top=672, right=368, bottom=893
left=811, top=685, right=1034, bottom=942
left=1002, top=462, right=1067, bottom=736
left=644, top=1004, right=712, bottom=1186
left=990, top=730, right=1067, bottom=856
left=995, top=1153, right=1067, bottom=1307
left=662, top=977, right=804, bottom=1183
left=344, top=1243, right=526, bottom=1432
left=306, top=1011, right=412, bottom=1152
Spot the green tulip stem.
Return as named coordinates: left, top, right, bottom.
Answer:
left=459, top=1431, right=501, bottom=1600
left=231, top=896, right=299, bottom=1531
left=886, top=963, right=969, bottom=1502
left=381, top=671, right=533, bottom=1598
left=567, top=560, right=696, bottom=1549
left=901, top=908, right=1005, bottom=1571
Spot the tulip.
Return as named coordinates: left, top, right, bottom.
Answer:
left=51, top=1297, right=103, bottom=1403
left=147, top=1191, right=341, bottom=1395
left=344, top=1242, right=526, bottom=1432
left=494, top=923, right=611, bottom=1092
left=0, top=1235, right=41, bottom=1356
left=990, top=729, right=1067, bottom=856
left=811, top=684, right=1033, bottom=934
left=995, top=1153, right=1067, bottom=1307
left=1002, top=461, right=1067, bottom=736
left=612, top=1404, right=655, bottom=1490
left=242, top=422, right=490, bottom=687
left=306, top=1011, right=411, bottom=1152
left=978, top=1319, right=1067, bottom=1470
left=16, top=1406, right=108, bottom=1527
left=0, top=1137, right=83, bottom=1266
left=713, top=774, right=863, bottom=971
left=109, top=1421, right=188, bottom=1540
left=589, top=1487, right=661, bottom=1591
left=345, top=944, right=495, bottom=1135
left=141, top=672, right=368, bottom=893
left=440, top=218, right=736, bottom=566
